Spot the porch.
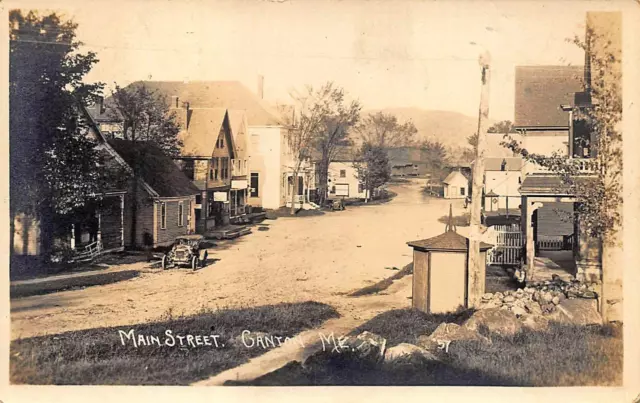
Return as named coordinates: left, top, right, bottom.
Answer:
left=519, top=175, right=602, bottom=284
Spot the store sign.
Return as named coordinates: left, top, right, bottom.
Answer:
left=213, top=192, right=228, bottom=202
left=231, top=179, right=248, bottom=190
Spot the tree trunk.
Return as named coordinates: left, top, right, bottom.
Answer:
left=289, top=169, right=299, bottom=215
left=317, top=159, right=329, bottom=207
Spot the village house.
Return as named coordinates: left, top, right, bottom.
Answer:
left=168, top=101, right=245, bottom=232
left=108, top=139, right=199, bottom=247
left=11, top=104, right=130, bottom=265
left=124, top=80, right=316, bottom=211
left=482, top=157, right=523, bottom=220
left=442, top=170, right=469, bottom=199
left=387, top=147, right=430, bottom=177
left=512, top=11, right=622, bottom=321
left=311, top=147, right=371, bottom=201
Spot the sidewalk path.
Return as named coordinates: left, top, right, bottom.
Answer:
left=193, top=276, right=412, bottom=386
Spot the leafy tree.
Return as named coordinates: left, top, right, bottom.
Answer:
left=312, top=83, right=361, bottom=206
left=107, top=83, right=183, bottom=245
left=108, top=83, right=183, bottom=157
left=354, top=143, right=391, bottom=202
left=487, top=120, right=516, bottom=134
left=502, top=27, right=621, bottom=244
left=10, top=10, right=104, bottom=257
left=467, top=132, right=479, bottom=151
left=355, top=112, right=417, bottom=148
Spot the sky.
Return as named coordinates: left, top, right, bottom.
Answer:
left=33, top=0, right=626, bottom=121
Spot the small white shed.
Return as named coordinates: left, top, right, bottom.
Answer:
left=443, top=171, right=469, bottom=199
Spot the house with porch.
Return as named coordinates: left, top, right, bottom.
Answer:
left=516, top=11, right=623, bottom=322
left=108, top=139, right=199, bottom=247
left=11, top=103, right=130, bottom=267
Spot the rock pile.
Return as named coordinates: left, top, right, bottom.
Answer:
left=478, top=275, right=600, bottom=317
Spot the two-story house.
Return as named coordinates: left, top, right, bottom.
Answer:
left=482, top=157, right=523, bottom=218
left=171, top=102, right=239, bottom=233
left=514, top=11, right=621, bottom=323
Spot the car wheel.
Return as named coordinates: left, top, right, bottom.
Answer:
left=162, top=255, right=168, bottom=270
left=192, top=256, right=199, bottom=271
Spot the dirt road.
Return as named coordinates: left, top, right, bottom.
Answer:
left=11, top=179, right=468, bottom=340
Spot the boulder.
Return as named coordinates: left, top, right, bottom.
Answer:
left=521, top=314, right=550, bottom=331
left=555, top=298, right=602, bottom=325
left=511, top=306, right=527, bottom=317
left=463, top=308, right=522, bottom=337
left=503, top=295, right=516, bottom=303
left=383, top=343, right=439, bottom=369
left=481, top=293, right=494, bottom=301
left=426, top=322, right=490, bottom=344
left=552, top=296, right=561, bottom=305
left=302, top=331, right=387, bottom=370
left=524, top=301, right=543, bottom=315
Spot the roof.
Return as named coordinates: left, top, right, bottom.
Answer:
left=178, top=108, right=230, bottom=157
left=514, top=66, right=584, bottom=128
left=310, top=146, right=359, bottom=163
left=407, top=230, right=493, bottom=252
left=108, top=139, right=200, bottom=198
left=443, top=171, right=468, bottom=185
left=519, top=174, right=569, bottom=195
left=227, top=110, right=246, bottom=139
left=485, top=190, right=499, bottom=197
left=484, top=157, right=523, bottom=171
left=124, top=81, right=283, bottom=127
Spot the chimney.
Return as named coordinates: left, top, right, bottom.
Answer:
left=96, top=96, right=104, bottom=114
left=171, top=95, right=179, bottom=108
left=257, top=75, right=264, bottom=100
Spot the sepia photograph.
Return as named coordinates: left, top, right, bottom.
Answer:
left=4, top=0, right=638, bottom=398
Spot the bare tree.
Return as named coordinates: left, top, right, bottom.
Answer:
left=282, top=84, right=340, bottom=215
left=355, top=112, right=417, bottom=148
left=313, top=83, right=361, bottom=206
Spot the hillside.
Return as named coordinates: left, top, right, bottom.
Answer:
left=363, top=107, right=497, bottom=149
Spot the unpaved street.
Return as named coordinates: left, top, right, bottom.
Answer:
left=11, top=179, right=468, bottom=340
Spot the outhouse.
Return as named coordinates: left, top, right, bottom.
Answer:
left=407, top=205, right=493, bottom=314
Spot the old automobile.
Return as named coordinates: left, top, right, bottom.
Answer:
left=162, top=234, right=208, bottom=270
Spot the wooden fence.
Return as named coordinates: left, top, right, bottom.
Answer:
left=485, top=224, right=523, bottom=266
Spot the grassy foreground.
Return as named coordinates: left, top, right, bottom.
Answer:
left=10, top=301, right=339, bottom=385
left=235, top=308, right=623, bottom=386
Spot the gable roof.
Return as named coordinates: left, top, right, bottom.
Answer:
left=227, top=110, right=247, bottom=139
left=108, top=139, right=200, bottom=198
left=484, top=157, right=523, bottom=171
left=178, top=108, right=234, bottom=158
left=443, top=170, right=467, bottom=185
left=125, top=81, right=283, bottom=127
left=514, top=66, right=584, bottom=128
left=407, top=230, right=492, bottom=252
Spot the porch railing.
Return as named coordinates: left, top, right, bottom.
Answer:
left=526, top=158, right=599, bottom=175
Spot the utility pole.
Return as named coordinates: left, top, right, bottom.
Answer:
left=467, top=50, right=491, bottom=308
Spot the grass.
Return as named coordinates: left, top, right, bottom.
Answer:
left=348, top=263, right=413, bottom=297
left=10, top=301, right=339, bottom=385
left=232, top=309, right=623, bottom=386
left=10, top=269, right=141, bottom=298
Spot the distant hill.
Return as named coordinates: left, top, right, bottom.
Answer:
left=363, top=108, right=497, bottom=149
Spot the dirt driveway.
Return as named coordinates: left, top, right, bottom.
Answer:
left=11, top=179, right=469, bottom=340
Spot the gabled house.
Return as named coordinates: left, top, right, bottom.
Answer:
left=108, top=139, right=199, bottom=247
left=443, top=171, right=468, bottom=199
left=11, top=104, right=130, bottom=264
left=513, top=11, right=622, bottom=324
left=482, top=157, right=523, bottom=215
left=170, top=104, right=239, bottom=232
left=127, top=80, right=315, bottom=210
left=228, top=110, right=251, bottom=220
left=311, top=146, right=371, bottom=201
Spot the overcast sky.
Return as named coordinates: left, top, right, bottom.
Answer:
left=46, top=0, right=625, bottom=120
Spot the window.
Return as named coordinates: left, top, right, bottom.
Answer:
left=460, top=187, right=466, bottom=196
left=339, top=169, right=346, bottom=178
left=331, top=186, right=336, bottom=193
left=182, top=160, right=195, bottom=180
left=160, top=202, right=167, bottom=229
left=178, top=201, right=184, bottom=226
left=195, top=194, right=202, bottom=204
left=212, top=158, right=219, bottom=180
left=221, top=157, right=229, bottom=179
left=518, top=176, right=522, bottom=184
left=250, top=173, right=259, bottom=197
left=358, top=183, right=364, bottom=194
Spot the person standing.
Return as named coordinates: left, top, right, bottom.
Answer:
left=143, top=229, right=153, bottom=262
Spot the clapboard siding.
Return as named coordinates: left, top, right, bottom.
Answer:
left=537, top=202, right=574, bottom=236
left=101, top=196, right=123, bottom=249
left=155, top=198, right=194, bottom=246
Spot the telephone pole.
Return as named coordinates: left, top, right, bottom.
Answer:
left=467, top=50, right=491, bottom=307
